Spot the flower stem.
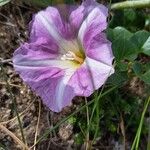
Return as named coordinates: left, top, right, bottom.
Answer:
left=131, top=96, right=150, bottom=150
left=85, top=97, right=90, bottom=150
left=111, top=0, right=150, bottom=10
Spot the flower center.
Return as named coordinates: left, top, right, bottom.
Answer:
left=61, top=51, right=84, bottom=64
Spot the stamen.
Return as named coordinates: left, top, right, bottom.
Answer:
left=61, top=51, right=84, bottom=64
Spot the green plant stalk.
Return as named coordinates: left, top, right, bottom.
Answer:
left=92, top=97, right=100, bottom=143
left=92, top=90, right=102, bottom=144
left=111, top=0, right=150, bottom=10
left=79, top=123, right=86, bottom=138
left=147, top=116, right=150, bottom=150
left=0, top=142, right=8, bottom=150
left=131, top=96, right=150, bottom=150
left=85, top=97, right=90, bottom=150
left=135, top=97, right=150, bottom=149
left=30, top=86, right=117, bottom=149
left=0, top=64, right=26, bottom=144
left=0, top=0, right=10, bottom=6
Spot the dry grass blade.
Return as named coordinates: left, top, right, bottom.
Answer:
left=0, top=123, right=30, bottom=150
left=0, top=82, right=22, bottom=88
left=120, top=113, right=126, bottom=150
left=1, top=99, right=35, bottom=125
left=33, top=101, right=41, bottom=150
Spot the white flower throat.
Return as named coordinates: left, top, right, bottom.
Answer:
left=61, top=51, right=84, bottom=64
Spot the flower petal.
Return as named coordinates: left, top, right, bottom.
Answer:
left=85, top=33, right=114, bottom=66
left=30, top=6, right=81, bottom=54
left=14, top=38, right=59, bottom=61
left=13, top=41, right=79, bottom=71
left=30, top=6, right=63, bottom=42
left=77, top=3, right=108, bottom=47
left=13, top=42, right=78, bottom=112
left=30, top=6, right=77, bottom=41
left=69, top=57, right=114, bottom=97
left=70, top=0, right=107, bottom=32
left=15, top=66, right=75, bottom=112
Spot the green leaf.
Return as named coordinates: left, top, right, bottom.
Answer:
left=107, top=70, right=128, bottom=86
left=114, top=27, right=133, bottom=39
left=108, top=26, right=133, bottom=42
left=130, top=30, right=150, bottom=50
left=109, top=27, right=150, bottom=61
left=142, top=37, right=150, bottom=56
left=109, top=9, right=145, bottom=31
left=22, top=0, right=51, bottom=7
left=112, top=35, right=137, bottom=61
left=23, top=0, right=75, bottom=7
left=140, top=70, right=150, bottom=84
left=133, top=62, right=150, bottom=84
left=117, top=62, right=128, bottom=71
left=64, top=0, right=75, bottom=4
left=0, top=0, right=10, bottom=6
left=132, top=62, right=143, bottom=76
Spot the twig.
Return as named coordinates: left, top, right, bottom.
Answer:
left=0, top=58, right=12, bottom=64
left=1, top=99, right=35, bottom=125
left=0, top=82, right=22, bottom=88
left=47, top=111, right=52, bottom=150
left=120, top=114, right=126, bottom=150
left=0, top=123, right=29, bottom=150
left=0, top=21, right=16, bottom=26
left=111, top=0, right=150, bottom=10
left=33, top=101, right=41, bottom=150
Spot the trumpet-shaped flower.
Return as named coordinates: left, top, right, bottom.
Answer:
left=13, top=0, right=114, bottom=112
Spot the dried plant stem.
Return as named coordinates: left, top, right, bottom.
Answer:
left=111, top=0, right=150, bottom=10
left=0, top=123, right=29, bottom=150
left=85, top=97, right=90, bottom=150
left=1, top=100, right=35, bottom=125
left=0, top=64, right=26, bottom=144
left=0, top=81, right=22, bottom=88
left=33, top=101, right=41, bottom=150
left=120, top=114, right=126, bottom=150
left=0, top=58, right=12, bottom=63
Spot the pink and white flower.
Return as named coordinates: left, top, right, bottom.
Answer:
left=13, top=0, right=114, bottom=112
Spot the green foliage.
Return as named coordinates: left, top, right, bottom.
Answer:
left=133, top=62, right=150, bottom=84
left=142, top=37, right=150, bottom=56
left=107, top=27, right=150, bottom=61
left=23, top=0, right=75, bottom=7
left=139, top=69, right=150, bottom=84
left=109, top=9, right=146, bottom=31
left=0, top=0, right=10, bottom=6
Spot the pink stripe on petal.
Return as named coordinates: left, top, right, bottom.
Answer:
left=14, top=38, right=59, bottom=61
left=78, top=6, right=108, bottom=47
left=13, top=40, right=79, bottom=71
left=85, top=33, right=114, bottom=66
left=30, top=7, right=63, bottom=43
left=69, top=57, right=114, bottom=97
left=17, top=67, right=75, bottom=112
